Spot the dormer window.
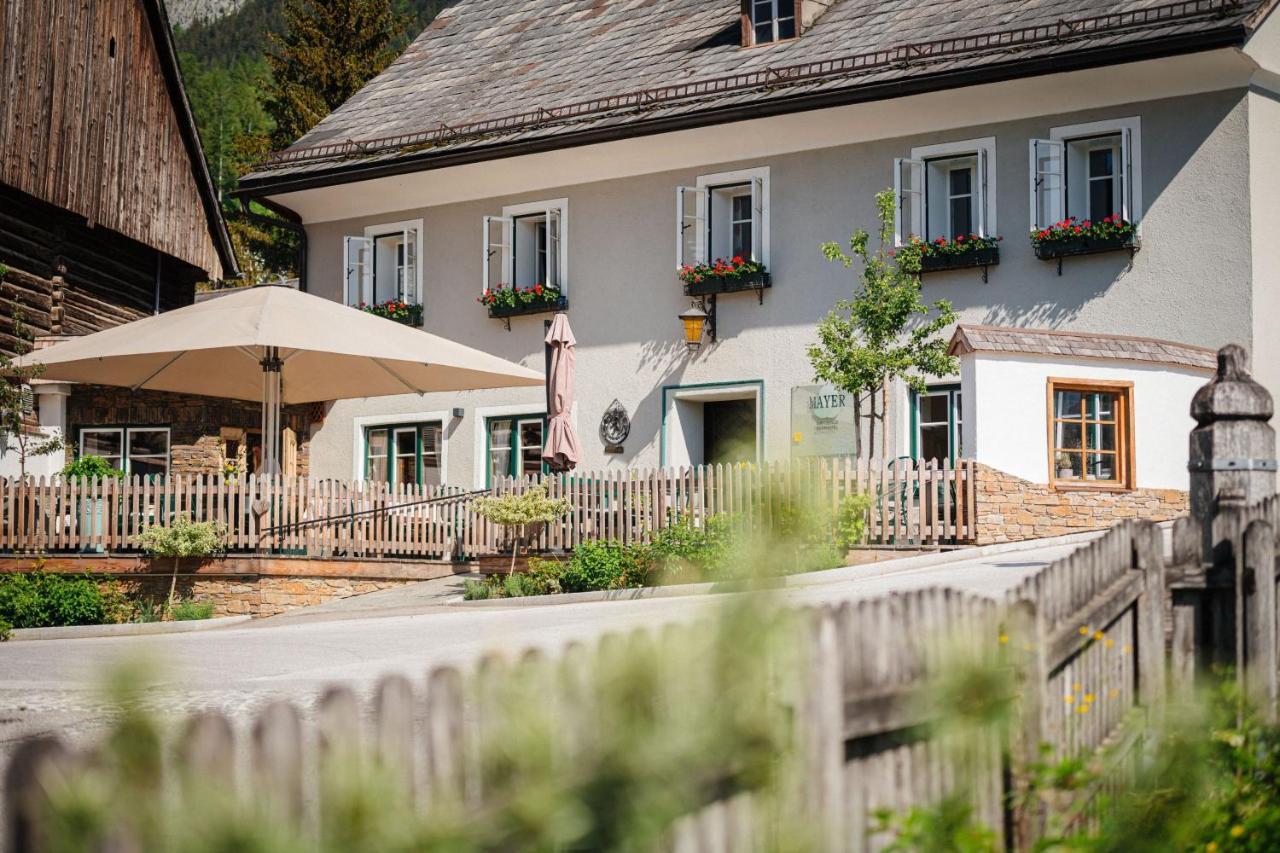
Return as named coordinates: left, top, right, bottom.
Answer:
left=750, top=0, right=795, bottom=44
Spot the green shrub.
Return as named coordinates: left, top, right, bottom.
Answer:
left=649, top=514, right=735, bottom=582
left=559, top=540, right=644, bottom=593
left=0, top=618, right=11, bottom=641
left=0, top=572, right=112, bottom=628
left=835, top=492, right=873, bottom=550
left=170, top=601, right=214, bottom=621
left=462, top=578, right=494, bottom=600
left=62, top=455, right=125, bottom=483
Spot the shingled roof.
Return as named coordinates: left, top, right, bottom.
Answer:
left=948, top=325, right=1218, bottom=371
left=239, top=0, right=1273, bottom=194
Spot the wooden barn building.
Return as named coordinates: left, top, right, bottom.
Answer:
left=0, top=0, right=312, bottom=478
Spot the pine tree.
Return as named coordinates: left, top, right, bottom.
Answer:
left=807, top=190, right=958, bottom=459
left=263, top=0, right=407, bottom=149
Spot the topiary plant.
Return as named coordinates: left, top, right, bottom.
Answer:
left=134, top=515, right=227, bottom=612
left=469, top=485, right=571, bottom=574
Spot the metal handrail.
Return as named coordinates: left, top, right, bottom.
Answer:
left=258, top=487, right=489, bottom=538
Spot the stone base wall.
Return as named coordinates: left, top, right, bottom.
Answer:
left=974, top=464, right=1187, bottom=544
left=104, top=575, right=416, bottom=618
left=67, top=385, right=314, bottom=476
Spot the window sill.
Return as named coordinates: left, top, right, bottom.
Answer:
left=682, top=270, right=771, bottom=297
left=1049, top=480, right=1133, bottom=493
left=1034, top=234, right=1138, bottom=261
left=486, top=296, right=568, bottom=320
left=919, top=247, right=1000, bottom=274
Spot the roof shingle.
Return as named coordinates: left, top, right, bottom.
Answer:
left=242, top=0, right=1269, bottom=187
left=948, top=324, right=1217, bottom=371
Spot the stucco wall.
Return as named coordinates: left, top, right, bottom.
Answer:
left=304, top=88, right=1252, bottom=487
left=961, top=353, right=1210, bottom=490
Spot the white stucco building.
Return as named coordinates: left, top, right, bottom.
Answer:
left=236, top=0, right=1280, bottom=494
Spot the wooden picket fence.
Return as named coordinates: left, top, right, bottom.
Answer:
left=3, top=516, right=1176, bottom=852
left=0, top=457, right=977, bottom=560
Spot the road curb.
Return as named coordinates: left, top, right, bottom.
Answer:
left=448, top=529, right=1113, bottom=609
left=7, top=614, right=252, bottom=642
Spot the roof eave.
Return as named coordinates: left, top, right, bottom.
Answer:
left=237, top=25, right=1249, bottom=200
left=142, top=0, right=240, bottom=280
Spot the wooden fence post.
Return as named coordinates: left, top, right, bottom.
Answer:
left=4, top=735, right=73, bottom=853
left=1242, top=520, right=1278, bottom=718
left=252, top=701, right=305, bottom=826
left=1007, top=598, right=1048, bottom=850
left=1133, top=521, right=1167, bottom=721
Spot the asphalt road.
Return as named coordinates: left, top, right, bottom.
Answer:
left=0, top=538, right=1087, bottom=753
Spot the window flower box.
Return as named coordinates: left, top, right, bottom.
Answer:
left=480, top=284, right=567, bottom=319
left=679, top=257, right=770, bottom=297
left=1032, top=216, right=1138, bottom=261
left=904, top=234, right=1001, bottom=275
left=360, top=300, right=423, bottom=326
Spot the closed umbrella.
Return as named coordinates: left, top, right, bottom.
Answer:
left=542, top=313, right=581, bottom=472
left=13, top=285, right=543, bottom=474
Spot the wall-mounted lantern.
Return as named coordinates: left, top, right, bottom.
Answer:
left=678, top=297, right=716, bottom=351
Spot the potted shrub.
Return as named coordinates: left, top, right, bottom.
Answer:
left=469, top=485, right=571, bottom=574
left=1055, top=451, right=1077, bottom=480
left=479, top=283, right=567, bottom=319
left=63, top=455, right=125, bottom=552
left=678, top=256, right=770, bottom=296
left=901, top=234, right=1001, bottom=274
left=359, top=299, right=423, bottom=326
left=1031, top=215, right=1137, bottom=260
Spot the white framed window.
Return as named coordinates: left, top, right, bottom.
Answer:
left=676, top=166, right=769, bottom=269
left=894, top=137, right=995, bottom=246
left=751, top=0, right=796, bottom=44
left=482, top=198, right=568, bottom=295
left=78, top=427, right=170, bottom=478
left=1030, top=116, right=1141, bottom=230
left=343, top=219, right=423, bottom=309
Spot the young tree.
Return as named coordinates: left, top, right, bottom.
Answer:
left=470, top=485, right=572, bottom=575
left=0, top=265, right=65, bottom=479
left=807, top=190, right=959, bottom=459
left=262, top=0, right=408, bottom=150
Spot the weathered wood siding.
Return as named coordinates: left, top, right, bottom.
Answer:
left=0, top=183, right=197, bottom=354
left=0, top=0, right=226, bottom=280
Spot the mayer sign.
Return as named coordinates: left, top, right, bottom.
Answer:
left=790, top=383, right=857, bottom=458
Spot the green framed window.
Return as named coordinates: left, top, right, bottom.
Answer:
left=485, top=416, right=546, bottom=486
left=364, top=421, right=442, bottom=486
left=910, top=385, right=962, bottom=461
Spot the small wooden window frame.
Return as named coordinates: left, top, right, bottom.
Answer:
left=740, top=0, right=802, bottom=47
left=1045, top=378, right=1135, bottom=491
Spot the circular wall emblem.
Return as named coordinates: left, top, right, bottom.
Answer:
left=599, top=399, right=631, bottom=447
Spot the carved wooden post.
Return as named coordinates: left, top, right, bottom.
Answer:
left=1188, top=344, right=1276, bottom=566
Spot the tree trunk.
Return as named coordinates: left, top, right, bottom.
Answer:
left=881, top=383, right=890, bottom=461
left=867, top=391, right=877, bottom=461
left=509, top=525, right=523, bottom=575
left=853, top=393, right=862, bottom=458
left=167, top=555, right=179, bottom=613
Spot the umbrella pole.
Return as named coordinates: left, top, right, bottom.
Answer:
left=260, top=346, right=283, bottom=476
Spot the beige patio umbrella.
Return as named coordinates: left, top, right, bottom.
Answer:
left=12, top=285, right=543, bottom=475
left=541, top=313, right=581, bottom=472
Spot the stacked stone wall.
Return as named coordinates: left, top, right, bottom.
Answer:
left=974, top=464, right=1187, bottom=544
